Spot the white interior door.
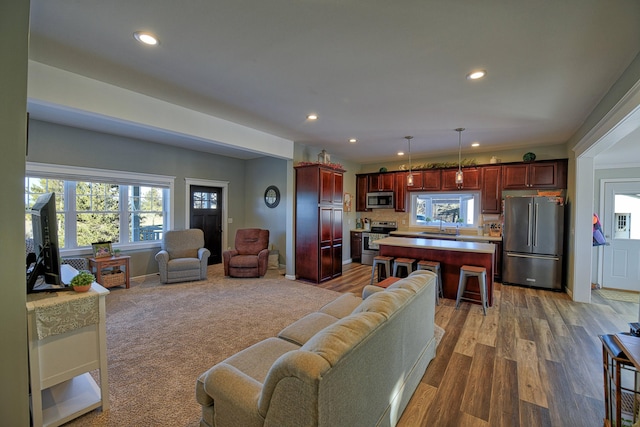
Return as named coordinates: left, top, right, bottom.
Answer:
left=602, top=181, right=640, bottom=291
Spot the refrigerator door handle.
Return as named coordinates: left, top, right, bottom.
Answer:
left=527, top=202, right=533, bottom=247
left=506, top=252, right=560, bottom=261
left=533, top=202, right=539, bottom=247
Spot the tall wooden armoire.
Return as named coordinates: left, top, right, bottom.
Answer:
left=295, top=164, right=344, bottom=283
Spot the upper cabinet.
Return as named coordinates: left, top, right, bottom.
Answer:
left=441, top=167, right=481, bottom=191
left=407, top=169, right=441, bottom=191
left=356, top=174, right=369, bottom=212
left=394, top=172, right=407, bottom=212
left=368, top=173, right=394, bottom=192
left=481, top=165, right=502, bottom=214
left=502, top=159, right=567, bottom=190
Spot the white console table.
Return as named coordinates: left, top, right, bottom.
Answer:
left=27, top=265, right=109, bottom=427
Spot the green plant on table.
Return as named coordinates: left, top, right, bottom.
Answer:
left=70, top=271, right=95, bottom=287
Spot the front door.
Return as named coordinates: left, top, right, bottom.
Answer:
left=190, top=185, right=223, bottom=264
left=602, top=181, right=640, bottom=291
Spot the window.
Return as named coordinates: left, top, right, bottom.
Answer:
left=410, top=192, right=480, bottom=228
left=26, top=163, right=174, bottom=255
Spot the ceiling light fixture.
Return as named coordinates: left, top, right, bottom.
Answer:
left=349, top=138, right=357, bottom=143
left=133, top=31, right=159, bottom=46
left=306, top=114, right=318, bottom=120
left=471, top=142, right=480, bottom=147
left=455, top=128, right=465, bottom=188
left=405, top=136, right=414, bottom=186
left=466, top=70, right=486, bottom=80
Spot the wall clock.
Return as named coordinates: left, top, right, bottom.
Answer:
left=264, top=185, right=280, bottom=208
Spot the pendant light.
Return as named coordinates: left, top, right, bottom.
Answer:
left=405, top=136, right=414, bottom=186
left=455, top=128, right=465, bottom=188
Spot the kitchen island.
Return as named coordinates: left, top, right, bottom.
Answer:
left=375, top=236, right=496, bottom=306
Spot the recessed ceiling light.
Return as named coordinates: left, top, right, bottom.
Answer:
left=398, top=151, right=405, bottom=156
left=134, top=31, right=159, bottom=46
left=349, top=138, right=357, bottom=143
left=466, top=70, right=486, bottom=80
left=471, top=142, right=480, bottom=147
left=306, top=114, right=318, bottom=120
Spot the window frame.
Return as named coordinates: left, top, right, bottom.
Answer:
left=26, top=162, right=175, bottom=256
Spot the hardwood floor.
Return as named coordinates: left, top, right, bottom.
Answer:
left=313, top=263, right=639, bottom=427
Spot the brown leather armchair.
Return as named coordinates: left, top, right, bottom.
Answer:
left=223, top=229, right=270, bottom=277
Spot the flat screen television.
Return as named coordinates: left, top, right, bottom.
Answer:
left=26, top=192, right=69, bottom=293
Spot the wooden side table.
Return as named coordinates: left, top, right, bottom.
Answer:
left=89, top=255, right=130, bottom=289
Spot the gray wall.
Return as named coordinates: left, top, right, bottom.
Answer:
left=0, top=0, right=30, bottom=423
left=26, top=119, right=287, bottom=276
left=244, top=156, right=288, bottom=264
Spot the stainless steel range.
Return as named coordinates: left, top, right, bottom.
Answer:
left=361, top=220, right=398, bottom=265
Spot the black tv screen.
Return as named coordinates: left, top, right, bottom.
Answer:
left=27, top=192, right=63, bottom=292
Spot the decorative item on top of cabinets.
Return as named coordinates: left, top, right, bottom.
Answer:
left=318, top=149, right=330, bottom=164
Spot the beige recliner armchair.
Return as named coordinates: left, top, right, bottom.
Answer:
left=155, top=229, right=210, bottom=284
left=223, top=228, right=269, bottom=277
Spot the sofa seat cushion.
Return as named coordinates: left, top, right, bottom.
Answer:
left=318, top=293, right=362, bottom=318
left=278, top=312, right=339, bottom=346
left=301, top=312, right=385, bottom=367
left=167, top=257, right=201, bottom=271
left=228, top=254, right=259, bottom=269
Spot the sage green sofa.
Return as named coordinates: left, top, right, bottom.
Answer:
left=195, top=270, right=437, bottom=427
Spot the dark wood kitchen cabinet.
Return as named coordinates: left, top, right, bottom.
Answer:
left=394, top=172, right=407, bottom=212
left=481, top=165, right=502, bottom=214
left=296, top=164, right=344, bottom=283
left=502, top=159, right=567, bottom=190
left=356, top=174, right=369, bottom=212
left=350, top=231, right=362, bottom=262
left=407, top=169, right=441, bottom=191
left=441, top=167, right=481, bottom=190
left=368, top=172, right=394, bottom=192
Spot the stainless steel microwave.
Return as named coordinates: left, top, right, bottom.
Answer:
left=366, top=192, right=394, bottom=209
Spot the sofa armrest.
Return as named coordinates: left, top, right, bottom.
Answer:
left=198, top=247, right=211, bottom=260
left=258, top=350, right=330, bottom=424
left=257, top=248, right=269, bottom=276
left=203, top=363, right=264, bottom=427
left=155, top=250, right=169, bottom=283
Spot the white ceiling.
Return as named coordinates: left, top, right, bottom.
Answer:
left=27, top=0, right=640, bottom=164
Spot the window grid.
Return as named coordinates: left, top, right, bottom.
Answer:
left=25, top=176, right=169, bottom=251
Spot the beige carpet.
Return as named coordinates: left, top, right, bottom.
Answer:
left=595, top=288, right=640, bottom=303
left=65, top=265, right=442, bottom=426
left=66, top=265, right=341, bottom=426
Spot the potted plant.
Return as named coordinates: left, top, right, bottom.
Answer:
left=70, top=271, right=95, bottom=292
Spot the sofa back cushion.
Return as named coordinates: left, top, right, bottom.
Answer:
left=300, top=312, right=385, bottom=367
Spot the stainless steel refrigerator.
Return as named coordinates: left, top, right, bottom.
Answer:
left=502, top=196, right=565, bottom=290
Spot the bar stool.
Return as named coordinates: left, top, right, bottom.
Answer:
left=455, top=265, right=488, bottom=315
left=370, top=256, right=394, bottom=285
left=393, top=258, right=416, bottom=278
left=418, top=260, right=444, bottom=305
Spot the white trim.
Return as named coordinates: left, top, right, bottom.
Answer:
left=26, top=162, right=176, bottom=186
left=573, top=79, right=640, bottom=157
left=184, top=178, right=229, bottom=253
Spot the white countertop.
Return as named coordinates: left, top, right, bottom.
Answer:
left=390, top=230, right=502, bottom=242
left=374, top=236, right=496, bottom=254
